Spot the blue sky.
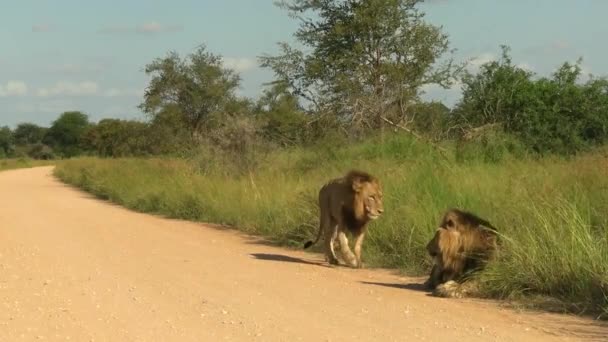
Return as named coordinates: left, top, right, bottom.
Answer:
left=1, top=0, right=606, bottom=127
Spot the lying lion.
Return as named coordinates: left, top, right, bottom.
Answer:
left=425, top=208, right=499, bottom=298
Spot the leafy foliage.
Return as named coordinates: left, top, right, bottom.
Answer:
left=260, top=0, right=460, bottom=130
left=82, top=119, right=150, bottom=157
left=453, top=46, right=608, bottom=155
left=408, top=101, right=451, bottom=140
left=0, top=126, right=14, bottom=157
left=254, top=83, right=311, bottom=146
left=44, top=111, right=90, bottom=157
left=13, top=123, right=47, bottom=145
left=140, top=45, right=242, bottom=138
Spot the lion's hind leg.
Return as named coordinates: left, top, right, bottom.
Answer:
left=323, top=218, right=340, bottom=265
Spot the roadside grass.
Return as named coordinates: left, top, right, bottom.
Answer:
left=54, top=134, right=608, bottom=317
left=0, top=158, right=55, bottom=172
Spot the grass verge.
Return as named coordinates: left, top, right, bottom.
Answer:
left=0, top=158, right=54, bottom=172
left=53, top=134, right=608, bottom=318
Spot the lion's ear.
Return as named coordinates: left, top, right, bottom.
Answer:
left=351, top=178, right=364, bottom=193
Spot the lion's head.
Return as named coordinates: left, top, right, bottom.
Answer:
left=348, top=170, right=384, bottom=221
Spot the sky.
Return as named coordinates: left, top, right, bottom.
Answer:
left=1, top=0, right=607, bottom=128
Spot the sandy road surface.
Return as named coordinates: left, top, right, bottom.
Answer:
left=0, top=166, right=606, bottom=341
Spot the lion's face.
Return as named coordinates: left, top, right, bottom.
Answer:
left=357, top=180, right=384, bottom=220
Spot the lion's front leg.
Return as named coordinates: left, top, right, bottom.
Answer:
left=353, top=230, right=366, bottom=269
left=337, top=225, right=358, bottom=268
left=424, top=262, right=442, bottom=289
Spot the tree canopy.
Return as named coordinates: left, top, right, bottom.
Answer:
left=260, top=0, right=460, bottom=130
left=45, top=111, right=90, bottom=157
left=139, top=45, right=242, bottom=139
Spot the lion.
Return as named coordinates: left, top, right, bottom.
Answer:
left=424, top=208, right=498, bottom=298
left=304, top=170, right=384, bottom=268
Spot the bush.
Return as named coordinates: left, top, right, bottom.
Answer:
left=455, top=127, right=528, bottom=163
left=453, top=45, right=608, bottom=155
left=45, top=111, right=90, bottom=157
left=83, top=119, right=151, bottom=157
left=27, top=143, right=54, bottom=160
left=204, top=114, right=272, bottom=174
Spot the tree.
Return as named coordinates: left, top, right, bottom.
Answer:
left=45, top=111, right=90, bottom=157
left=83, top=119, right=150, bottom=157
left=13, top=123, right=47, bottom=145
left=255, top=82, right=310, bottom=146
left=260, top=0, right=460, bottom=130
left=146, top=104, right=192, bottom=154
left=453, top=45, right=608, bottom=155
left=0, top=126, right=14, bottom=157
left=140, top=45, right=241, bottom=139
left=452, top=45, right=535, bottom=131
left=408, top=101, right=451, bottom=140
left=514, top=63, right=608, bottom=154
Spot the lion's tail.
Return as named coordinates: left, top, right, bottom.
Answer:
left=304, top=225, right=323, bottom=249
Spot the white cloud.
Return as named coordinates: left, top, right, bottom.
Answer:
left=15, top=99, right=74, bottom=114
left=420, top=82, right=462, bottom=107
left=524, top=40, right=572, bottom=56
left=32, top=24, right=52, bottom=33
left=100, top=106, right=136, bottom=118
left=102, top=88, right=142, bottom=98
left=8, top=80, right=142, bottom=99
left=468, top=53, right=495, bottom=68
left=516, top=62, right=534, bottom=72
left=223, top=57, right=257, bottom=72
left=557, top=63, right=593, bottom=82
left=0, top=81, right=28, bottom=97
left=48, top=63, right=108, bottom=74
left=97, top=26, right=130, bottom=34
left=456, top=52, right=497, bottom=75
left=550, top=40, right=570, bottom=51
left=136, top=22, right=182, bottom=34
left=580, top=64, right=592, bottom=75
left=465, top=52, right=536, bottom=73
left=36, top=81, right=99, bottom=97
left=466, top=53, right=534, bottom=73
left=137, top=22, right=163, bottom=33
left=98, top=22, right=183, bottom=35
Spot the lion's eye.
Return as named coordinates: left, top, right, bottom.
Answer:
left=369, top=196, right=375, bottom=201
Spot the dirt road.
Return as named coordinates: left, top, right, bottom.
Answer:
left=1, top=167, right=606, bottom=341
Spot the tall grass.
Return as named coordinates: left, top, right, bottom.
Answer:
left=54, top=133, right=608, bottom=316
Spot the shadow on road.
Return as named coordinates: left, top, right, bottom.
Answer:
left=360, top=281, right=429, bottom=293
left=250, top=253, right=333, bottom=268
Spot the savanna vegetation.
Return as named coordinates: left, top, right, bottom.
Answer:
left=0, top=158, right=54, bottom=172
left=4, top=0, right=608, bottom=317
